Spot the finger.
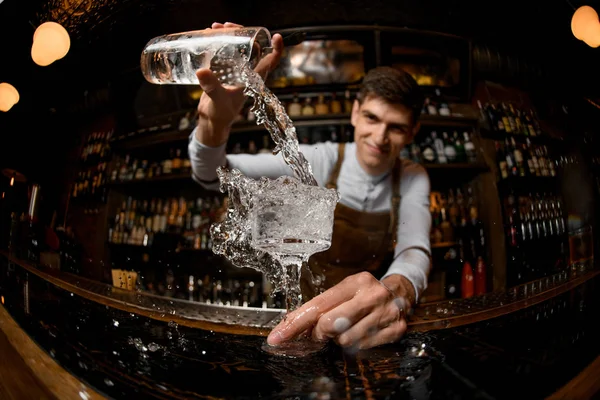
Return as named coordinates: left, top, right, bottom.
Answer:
left=335, top=300, right=402, bottom=348
left=195, top=69, right=228, bottom=101
left=254, top=33, right=284, bottom=78
left=211, top=22, right=225, bottom=29
left=266, top=282, right=356, bottom=346
left=358, top=319, right=407, bottom=350
left=223, top=22, right=243, bottom=28
left=310, top=296, right=374, bottom=342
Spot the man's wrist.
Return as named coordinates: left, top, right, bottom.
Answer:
left=381, top=274, right=416, bottom=308
left=194, top=117, right=232, bottom=147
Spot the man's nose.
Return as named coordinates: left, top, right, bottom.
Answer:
left=372, top=124, right=388, bottom=145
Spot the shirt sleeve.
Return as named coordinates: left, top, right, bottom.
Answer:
left=381, top=161, right=432, bottom=303
left=188, top=128, right=338, bottom=189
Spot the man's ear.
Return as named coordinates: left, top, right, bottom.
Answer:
left=350, top=99, right=361, bottom=127
left=410, top=121, right=421, bottom=141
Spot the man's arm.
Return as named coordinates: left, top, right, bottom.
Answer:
left=188, top=131, right=338, bottom=190
left=381, top=161, right=432, bottom=305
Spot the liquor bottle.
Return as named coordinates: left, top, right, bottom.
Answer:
left=431, top=131, right=447, bottom=164
left=443, top=132, right=457, bottom=163
left=454, top=131, right=466, bottom=163
left=503, top=139, right=517, bottom=177
left=511, top=137, right=526, bottom=177
left=172, top=149, right=182, bottom=173
left=258, top=135, right=271, bottom=154
left=475, top=257, right=486, bottom=295
left=425, top=96, right=437, bottom=115
left=437, top=89, right=451, bottom=116
left=504, top=103, right=517, bottom=133
left=330, top=93, right=342, bottom=114
left=248, top=140, right=257, bottom=154
left=489, top=103, right=505, bottom=132
left=287, top=93, right=302, bottom=117
left=499, top=103, right=511, bottom=134
left=461, top=261, right=475, bottom=298
left=315, top=94, right=329, bottom=115
left=343, top=90, right=353, bottom=114
left=505, top=192, right=520, bottom=247
left=495, top=141, right=508, bottom=179
left=182, top=149, right=192, bottom=173
left=420, top=137, right=436, bottom=164
left=163, top=149, right=173, bottom=175
left=461, top=132, right=475, bottom=163
left=301, top=97, right=315, bottom=116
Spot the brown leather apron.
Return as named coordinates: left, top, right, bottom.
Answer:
left=301, top=143, right=401, bottom=300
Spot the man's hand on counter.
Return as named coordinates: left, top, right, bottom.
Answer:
left=266, top=271, right=413, bottom=350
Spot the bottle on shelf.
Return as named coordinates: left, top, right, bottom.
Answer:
left=287, top=93, right=302, bottom=117
left=330, top=92, right=342, bottom=114
left=343, top=90, right=353, bottom=114
left=301, top=97, right=315, bottom=116
left=315, top=94, right=329, bottom=115
left=172, top=149, right=182, bottom=174
left=463, top=132, right=477, bottom=163
left=259, top=135, right=271, bottom=154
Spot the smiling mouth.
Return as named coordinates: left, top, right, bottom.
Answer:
left=366, top=143, right=389, bottom=155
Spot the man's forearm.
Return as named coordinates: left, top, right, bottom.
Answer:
left=194, top=118, right=232, bottom=148
left=381, top=248, right=431, bottom=304
left=381, top=274, right=416, bottom=308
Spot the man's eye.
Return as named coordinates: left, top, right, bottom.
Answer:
left=366, top=115, right=377, bottom=121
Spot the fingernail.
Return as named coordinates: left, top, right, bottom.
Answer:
left=267, top=330, right=283, bottom=346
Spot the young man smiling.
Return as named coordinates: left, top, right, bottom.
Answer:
left=189, top=22, right=431, bottom=350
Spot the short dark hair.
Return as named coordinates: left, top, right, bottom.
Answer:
left=357, top=66, right=423, bottom=123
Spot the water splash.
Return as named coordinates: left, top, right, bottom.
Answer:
left=210, top=56, right=338, bottom=311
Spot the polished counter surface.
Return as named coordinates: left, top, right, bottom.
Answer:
left=1, top=253, right=599, bottom=399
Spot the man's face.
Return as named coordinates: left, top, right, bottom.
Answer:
left=352, top=96, right=420, bottom=176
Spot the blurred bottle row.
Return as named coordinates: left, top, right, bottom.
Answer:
left=478, top=101, right=544, bottom=136
left=402, top=130, right=478, bottom=165
left=495, top=138, right=556, bottom=179
left=108, top=195, right=226, bottom=252
left=110, top=147, right=192, bottom=182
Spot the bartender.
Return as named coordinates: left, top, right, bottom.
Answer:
left=189, top=22, right=431, bottom=350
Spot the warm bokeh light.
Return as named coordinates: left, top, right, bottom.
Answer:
left=583, top=22, right=600, bottom=47
left=572, top=6, right=599, bottom=40
left=571, top=6, right=600, bottom=48
left=31, top=21, right=70, bottom=66
left=0, top=82, right=19, bottom=112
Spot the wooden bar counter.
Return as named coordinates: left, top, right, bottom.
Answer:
left=1, top=251, right=599, bottom=399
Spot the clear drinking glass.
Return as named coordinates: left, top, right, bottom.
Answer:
left=250, top=179, right=338, bottom=357
left=140, top=27, right=272, bottom=86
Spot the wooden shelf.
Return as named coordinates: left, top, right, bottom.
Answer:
left=111, top=128, right=192, bottom=151
left=108, top=242, right=213, bottom=254
left=110, top=114, right=480, bottom=151
left=431, top=241, right=458, bottom=249
left=423, top=162, right=489, bottom=171
left=419, top=114, right=478, bottom=127
left=479, top=128, right=566, bottom=147
left=106, top=173, right=194, bottom=186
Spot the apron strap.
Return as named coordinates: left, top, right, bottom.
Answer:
left=389, top=159, right=402, bottom=248
left=326, top=143, right=346, bottom=190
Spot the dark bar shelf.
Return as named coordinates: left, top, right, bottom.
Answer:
left=423, top=162, right=490, bottom=183
left=106, top=173, right=194, bottom=187
left=497, top=175, right=559, bottom=193
left=110, top=114, right=481, bottom=150
left=431, top=241, right=458, bottom=249
left=480, top=127, right=566, bottom=147
left=419, top=114, right=478, bottom=127
left=107, top=242, right=212, bottom=254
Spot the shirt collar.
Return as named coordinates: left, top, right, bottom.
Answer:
left=346, top=142, right=392, bottom=184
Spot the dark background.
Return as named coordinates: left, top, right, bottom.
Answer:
left=1, top=0, right=600, bottom=205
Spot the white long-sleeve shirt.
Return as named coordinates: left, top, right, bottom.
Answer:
left=188, top=132, right=432, bottom=302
